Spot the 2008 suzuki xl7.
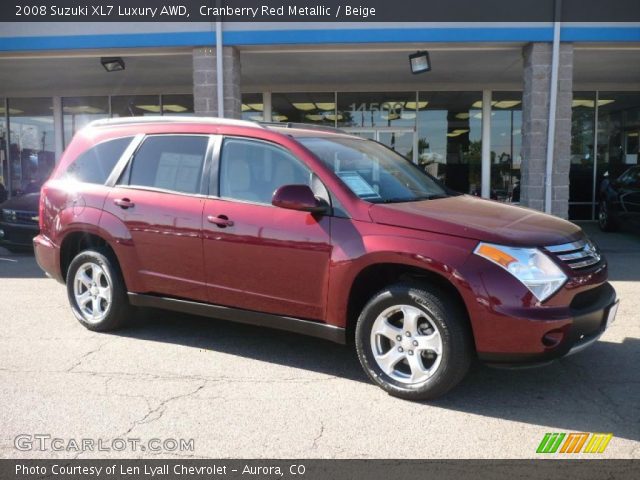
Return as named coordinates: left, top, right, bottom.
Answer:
left=34, top=117, right=619, bottom=399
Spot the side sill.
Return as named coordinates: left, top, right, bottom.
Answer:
left=128, top=293, right=346, bottom=344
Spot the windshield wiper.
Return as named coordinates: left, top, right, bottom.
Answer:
left=377, top=194, right=447, bottom=204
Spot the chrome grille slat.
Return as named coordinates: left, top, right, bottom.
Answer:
left=545, top=240, right=586, bottom=253
left=545, top=239, right=601, bottom=270
left=558, top=251, right=591, bottom=261
left=1, top=209, right=38, bottom=225
left=567, top=256, right=601, bottom=269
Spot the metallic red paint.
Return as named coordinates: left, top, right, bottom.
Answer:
left=34, top=119, right=617, bottom=365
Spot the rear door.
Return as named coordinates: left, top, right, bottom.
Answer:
left=202, top=136, right=332, bottom=320
left=103, top=134, right=212, bottom=302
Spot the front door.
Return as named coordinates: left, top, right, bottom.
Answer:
left=345, top=128, right=417, bottom=163
left=202, top=137, right=332, bottom=320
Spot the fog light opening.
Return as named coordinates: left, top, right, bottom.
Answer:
left=542, top=329, right=564, bottom=348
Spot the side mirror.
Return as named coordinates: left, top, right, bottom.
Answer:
left=272, top=184, right=328, bottom=214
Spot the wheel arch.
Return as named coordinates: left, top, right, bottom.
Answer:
left=344, top=262, right=474, bottom=347
left=59, top=230, right=119, bottom=283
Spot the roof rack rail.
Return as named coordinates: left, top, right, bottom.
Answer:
left=87, top=116, right=265, bottom=129
left=260, top=122, right=346, bottom=134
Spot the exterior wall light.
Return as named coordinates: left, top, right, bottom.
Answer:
left=101, top=57, right=125, bottom=72
left=409, top=51, right=431, bottom=74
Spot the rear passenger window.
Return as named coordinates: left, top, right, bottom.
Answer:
left=64, top=137, right=132, bottom=184
left=127, top=135, right=208, bottom=195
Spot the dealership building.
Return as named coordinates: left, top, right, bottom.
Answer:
left=0, top=20, right=639, bottom=219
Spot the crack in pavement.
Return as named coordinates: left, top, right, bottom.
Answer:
left=120, top=382, right=207, bottom=437
left=311, top=421, right=325, bottom=450
left=66, top=340, right=114, bottom=372
left=561, top=357, right=631, bottom=430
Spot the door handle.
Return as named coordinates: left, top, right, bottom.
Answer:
left=207, top=215, right=234, bottom=228
left=114, top=198, right=135, bottom=209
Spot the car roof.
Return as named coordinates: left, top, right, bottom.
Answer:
left=264, top=125, right=361, bottom=140
left=86, top=116, right=362, bottom=140
left=88, top=116, right=263, bottom=130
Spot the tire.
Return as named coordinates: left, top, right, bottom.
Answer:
left=355, top=282, right=473, bottom=400
left=598, top=200, right=618, bottom=232
left=66, top=248, right=133, bottom=332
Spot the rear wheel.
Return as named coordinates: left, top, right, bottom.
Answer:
left=598, top=200, right=618, bottom=232
left=355, top=283, right=473, bottom=400
left=66, top=249, right=133, bottom=331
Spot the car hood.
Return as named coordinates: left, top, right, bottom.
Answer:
left=368, top=194, right=583, bottom=247
left=0, top=193, right=40, bottom=212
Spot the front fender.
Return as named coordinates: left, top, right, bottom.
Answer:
left=326, top=218, right=478, bottom=328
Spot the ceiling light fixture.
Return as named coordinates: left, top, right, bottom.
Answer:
left=409, top=51, right=431, bottom=74
left=101, top=57, right=125, bottom=72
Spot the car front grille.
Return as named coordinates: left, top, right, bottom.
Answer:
left=545, top=240, right=602, bottom=270
left=1, top=209, right=39, bottom=226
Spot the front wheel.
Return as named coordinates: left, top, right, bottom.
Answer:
left=66, top=249, right=133, bottom=331
left=598, top=200, right=618, bottom=232
left=355, top=283, right=473, bottom=400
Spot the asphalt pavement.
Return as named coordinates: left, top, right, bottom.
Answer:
left=0, top=223, right=638, bottom=459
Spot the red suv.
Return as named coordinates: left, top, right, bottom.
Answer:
left=35, top=117, right=618, bottom=399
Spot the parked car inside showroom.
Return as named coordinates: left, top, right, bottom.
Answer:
left=34, top=117, right=618, bottom=400
left=0, top=192, right=40, bottom=251
left=598, top=165, right=640, bottom=233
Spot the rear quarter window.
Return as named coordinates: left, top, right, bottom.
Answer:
left=63, top=137, right=133, bottom=184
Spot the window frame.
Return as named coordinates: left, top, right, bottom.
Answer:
left=114, top=133, right=217, bottom=197
left=213, top=135, right=333, bottom=209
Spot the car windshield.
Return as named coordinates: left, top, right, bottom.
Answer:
left=298, top=136, right=449, bottom=203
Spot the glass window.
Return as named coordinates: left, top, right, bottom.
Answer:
left=127, top=136, right=208, bottom=194
left=619, top=165, right=640, bottom=187
left=241, top=93, right=264, bottom=122
left=596, top=92, right=640, bottom=189
left=161, top=94, right=194, bottom=116
left=7, top=98, right=55, bottom=196
left=415, top=92, right=482, bottom=195
left=491, top=92, right=522, bottom=202
left=271, top=93, right=336, bottom=125
left=219, top=138, right=311, bottom=204
left=0, top=98, right=7, bottom=202
left=299, top=136, right=447, bottom=203
left=62, top=137, right=133, bottom=185
left=569, top=91, right=597, bottom=220
left=63, top=96, right=109, bottom=148
left=336, top=92, right=417, bottom=128
left=111, top=95, right=160, bottom=117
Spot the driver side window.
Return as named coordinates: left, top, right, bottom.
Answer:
left=219, top=138, right=312, bottom=204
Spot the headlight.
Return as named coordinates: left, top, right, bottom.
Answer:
left=474, top=242, right=567, bottom=302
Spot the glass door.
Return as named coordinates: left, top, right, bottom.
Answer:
left=344, top=127, right=417, bottom=163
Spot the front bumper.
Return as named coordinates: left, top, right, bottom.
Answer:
left=477, top=282, right=618, bottom=366
left=0, top=221, right=39, bottom=248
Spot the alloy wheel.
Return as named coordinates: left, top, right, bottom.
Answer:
left=73, top=262, right=112, bottom=323
left=370, top=304, right=443, bottom=385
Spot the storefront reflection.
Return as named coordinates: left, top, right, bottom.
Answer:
left=6, top=98, right=55, bottom=197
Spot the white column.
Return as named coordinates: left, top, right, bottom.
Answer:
left=481, top=89, right=492, bottom=198
left=263, top=92, right=272, bottom=122
left=52, top=96, right=64, bottom=163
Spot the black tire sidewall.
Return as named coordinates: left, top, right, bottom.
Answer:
left=598, top=200, right=617, bottom=232
left=66, top=249, right=127, bottom=331
left=355, top=284, right=471, bottom=400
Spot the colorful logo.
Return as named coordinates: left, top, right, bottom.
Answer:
left=536, top=432, right=613, bottom=454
